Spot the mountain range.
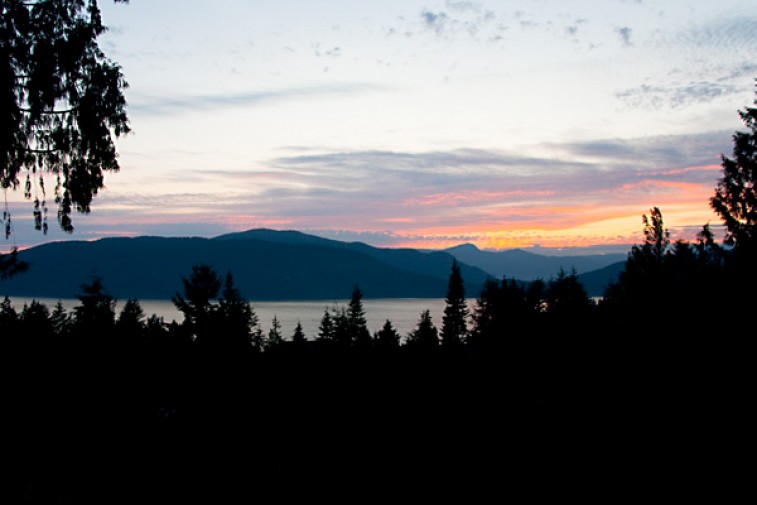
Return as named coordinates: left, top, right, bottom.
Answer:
left=1, top=229, right=628, bottom=300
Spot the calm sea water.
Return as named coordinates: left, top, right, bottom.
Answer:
left=7, top=297, right=478, bottom=339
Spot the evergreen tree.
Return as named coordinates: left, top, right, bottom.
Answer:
left=144, top=314, right=168, bottom=341
left=1, top=0, right=131, bottom=233
left=441, top=259, right=468, bottom=347
left=50, top=300, right=71, bottom=336
left=0, top=296, right=18, bottom=332
left=172, top=264, right=221, bottom=342
left=20, top=299, right=53, bottom=338
left=526, top=279, right=547, bottom=316
left=469, top=278, right=501, bottom=348
left=545, top=269, right=592, bottom=319
left=374, top=319, right=400, bottom=350
left=218, top=271, right=258, bottom=352
left=348, top=285, right=371, bottom=347
left=406, top=309, right=439, bottom=350
left=116, top=298, right=145, bottom=339
left=331, top=306, right=351, bottom=347
left=710, top=82, right=757, bottom=250
left=603, top=208, right=671, bottom=310
left=266, top=315, right=283, bottom=350
left=317, top=308, right=334, bottom=342
left=72, top=275, right=115, bottom=338
left=291, top=321, right=306, bottom=345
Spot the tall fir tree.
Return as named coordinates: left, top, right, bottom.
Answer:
left=317, top=308, right=334, bottom=342
left=710, top=82, right=757, bottom=250
left=266, top=315, right=283, bottom=350
left=218, top=271, right=258, bottom=352
left=441, top=259, right=468, bottom=347
left=348, top=285, right=371, bottom=347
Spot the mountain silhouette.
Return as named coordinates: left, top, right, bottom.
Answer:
left=2, top=229, right=626, bottom=299
left=445, top=243, right=627, bottom=282
left=2, top=231, right=490, bottom=300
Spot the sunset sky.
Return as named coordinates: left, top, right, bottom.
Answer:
left=5, top=0, right=757, bottom=253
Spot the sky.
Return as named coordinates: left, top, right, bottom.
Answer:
left=5, top=0, right=757, bottom=254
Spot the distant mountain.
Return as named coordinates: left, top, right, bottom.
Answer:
left=445, top=243, right=627, bottom=282
left=577, top=261, right=626, bottom=297
left=1, top=231, right=491, bottom=300
left=2, top=229, right=630, bottom=300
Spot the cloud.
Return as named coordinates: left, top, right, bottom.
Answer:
left=129, top=83, right=387, bottom=117
left=417, top=5, right=498, bottom=40
left=616, top=81, right=743, bottom=109
left=677, top=16, right=757, bottom=53
left=421, top=10, right=450, bottom=35
left=12, top=130, right=728, bottom=251
left=272, top=148, right=592, bottom=180
left=616, top=26, right=633, bottom=46
left=445, top=1, right=482, bottom=13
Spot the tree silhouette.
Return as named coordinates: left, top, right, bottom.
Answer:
left=469, top=278, right=529, bottom=350
left=374, top=319, right=400, bottom=350
left=440, top=259, right=468, bottom=347
left=291, top=321, right=306, bottom=345
left=50, top=300, right=70, bottom=336
left=347, top=285, right=371, bottom=348
left=72, top=275, right=115, bottom=338
left=218, top=271, right=259, bottom=352
left=1, top=0, right=130, bottom=234
left=317, top=308, right=334, bottom=342
left=20, top=299, right=54, bottom=340
left=172, top=264, right=221, bottom=342
left=406, top=309, right=438, bottom=350
left=266, top=315, right=283, bottom=350
left=545, top=268, right=592, bottom=319
left=710, top=81, right=757, bottom=249
left=116, top=297, right=145, bottom=339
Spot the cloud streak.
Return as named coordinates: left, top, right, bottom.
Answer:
left=129, top=83, right=388, bottom=117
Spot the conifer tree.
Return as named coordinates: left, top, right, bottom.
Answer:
left=266, top=315, right=283, bottom=350
left=711, top=82, right=757, bottom=250
left=1, top=0, right=131, bottom=234
left=20, top=300, right=53, bottom=338
left=317, top=308, right=334, bottom=341
left=172, top=264, right=221, bottom=342
left=348, top=285, right=371, bottom=347
left=331, top=306, right=351, bottom=347
left=374, top=319, right=400, bottom=350
left=441, top=259, right=468, bottom=347
left=116, top=298, right=145, bottom=339
left=291, top=321, right=306, bottom=345
left=50, top=300, right=70, bottom=336
left=72, top=275, right=115, bottom=338
left=406, top=309, right=439, bottom=349
left=218, top=271, right=258, bottom=351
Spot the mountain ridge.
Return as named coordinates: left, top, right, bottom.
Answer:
left=1, top=229, right=627, bottom=299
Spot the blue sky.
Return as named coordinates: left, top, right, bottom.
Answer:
left=5, top=0, right=757, bottom=252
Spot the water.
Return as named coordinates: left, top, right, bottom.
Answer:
left=5, top=297, right=477, bottom=339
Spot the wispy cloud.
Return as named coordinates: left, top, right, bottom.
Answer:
left=616, top=81, right=742, bottom=109
left=677, top=16, right=757, bottom=53
left=129, top=83, right=387, bottom=116
left=616, top=26, right=633, bottom=46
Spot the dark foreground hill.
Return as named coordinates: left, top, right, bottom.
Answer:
left=2, top=231, right=492, bottom=300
